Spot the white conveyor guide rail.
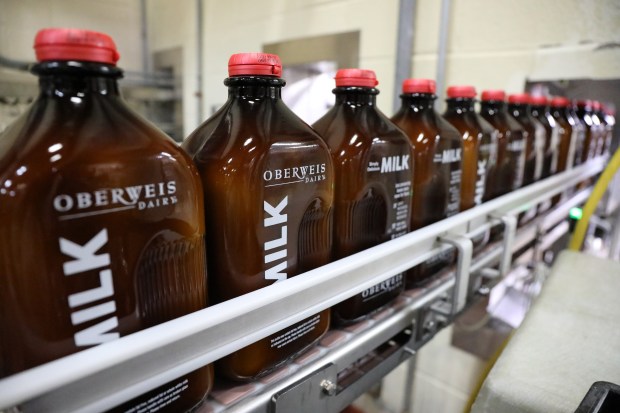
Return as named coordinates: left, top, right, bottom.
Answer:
left=0, top=157, right=605, bottom=412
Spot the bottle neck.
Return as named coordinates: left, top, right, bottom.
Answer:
left=333, top=86, right=378, bottom=106
left=508, top=103, right=530, bottom=117
left=33, top=61, right=122, bottom=97
left=480, top=100, right=506, bottom=115
left=531, top=105, right=548, bottom=116
left=400, top=93, right=435, bottom=110
left=445, top=98, right=475, bottom=114
left=224, top=76, right=284, bottom=99
left=551, top=106, right=569, bottom=119
left=576, top=107, right=592, bottom=117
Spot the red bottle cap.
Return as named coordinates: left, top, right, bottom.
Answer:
left=576, top=99, right=593, bottom=108
left=228, top=53, right=282, bottom=77
left=529, top=95, right=548, bottom=106
left=480, top=89, right=506, bottom=101
left=34, top=28, right=120, bottom=65
left=446, top=85, right=476, bottom=99
left=508, top=93, right=530, bottom=104
left=592, top=100, right=602, bottom=111
left=402, top=78, right=436, bottom=94
left=334, top=69, right=378, bottom=87
left=550, top=97, right=570, bottom=107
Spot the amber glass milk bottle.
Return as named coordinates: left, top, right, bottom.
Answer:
left=550, top=97, right=579, bottom=173
left=313, top=69, right=412, bottom=324
left=443, top=85, right=497, bottom=209
left=549, top=97, right=579, bottom=205
left=0, top=29, right=212, bottom=412
left=590, top=101, right=606, bottom=157
left=529, top=95, right=559, bottom=179
left=507, top=93, right=544, bottom=186
left=601, top=105, right=615, bottom=156
left=392, top=79, right=462, bottom=287
left=576, top=100, right=600, bottom=163
left=183, top=53, right=333, bottom=380
left=479, top=90, right=526, bottom=195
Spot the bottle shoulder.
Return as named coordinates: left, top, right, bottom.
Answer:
left=443, top=111, right=485, bottom=137
left=315, top=105, right=410, bottom=152
left=503, top=112, right=526, bottom=132
left=0, top=96, right=198, bottom=189
left=188, top=98, right=332, bottom=167
left=392, top=107, right=458, bottom=144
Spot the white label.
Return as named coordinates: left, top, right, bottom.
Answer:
left=533, top=121, right=546, bottom=180
left=264, top=196, right=288, bottom=282
left=550, top=125, right=560, bottom=173
left=434, top=148, right=462, bottom=164
left=270, top=314, right=321, bottom=349
left=566, top=129, right=577, bottom=170
left=392, top=181, right=412, bottom=236
left=125, top=378, right=189, bottom=413
left=508, top=139, right=525, bottom=189
left=60, top=229, right=120, bottom=347
left=53, top=181, right=178, bottom=220
left=447, top=168, right=462, bottom=217
left=379, top=155, right=410, bottom=173
left=263, top=163, right=327, bottom=186
left=474, top=159, right=488, bottom=206
left=361, top=273, right=404, bottom=301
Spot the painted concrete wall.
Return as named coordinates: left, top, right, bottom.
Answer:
left=147, top=0, right=200, bottom=136
left=198, top=0, right=402, bottom=119
left=0, top=0, right=143, bottom=71
left=4, top=0, right=616, bottom=132
left=166, top=0, right=618, bottom=131
left=415, top=0, right=620, bottom=100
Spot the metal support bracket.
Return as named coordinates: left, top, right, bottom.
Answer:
left=491, top=214, right=517, bottom=277
left=438, top=234, right=473, bottom=315
left=271, top=364, right=338, bottom=413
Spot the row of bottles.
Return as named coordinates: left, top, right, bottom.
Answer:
left=0, top=28, right=615, bottom=412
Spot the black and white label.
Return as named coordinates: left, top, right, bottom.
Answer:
left=433, top=148, right=462, bottom=216
left=367, top=154, right=412, bottom=238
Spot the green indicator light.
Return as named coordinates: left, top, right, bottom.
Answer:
left=569, top=207, right=583, bottom=220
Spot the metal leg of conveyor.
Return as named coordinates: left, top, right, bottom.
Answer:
left=609, top=209, right=620, bottom=260
left=401, top=355, right=417, bottom=413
